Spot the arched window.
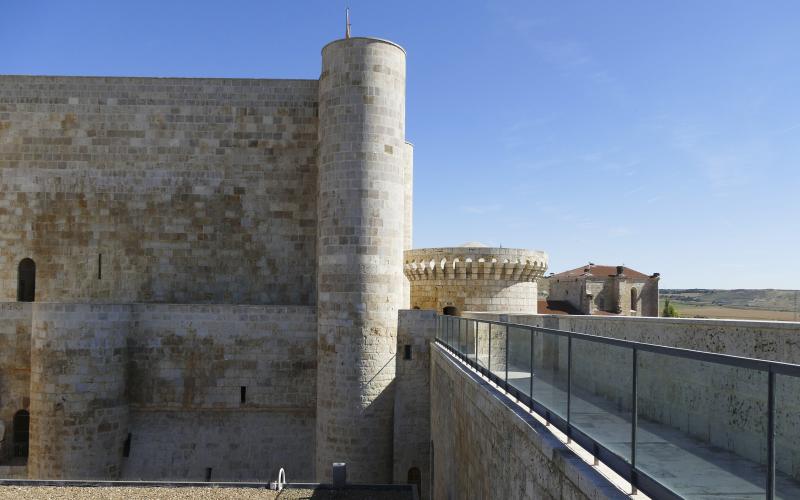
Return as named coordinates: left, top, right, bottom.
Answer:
left=631, top=288, right=638, bottom=311
left=17, top=258, right=36, bottom=302
left=442, top=306, right=459, bottom=316
left=13, top=409, right=29, bottom=459
left=408, top=467, right=421, bottom=496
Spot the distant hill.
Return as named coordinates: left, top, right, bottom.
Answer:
left=661, top=289, right=799, bottom=312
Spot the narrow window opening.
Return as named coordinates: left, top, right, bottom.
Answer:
left=408, top=467, right=422, bottom=496
left=17, top=259, right=36, bottom=302
left=205, top=467, right=213, bottom=482
left=240, top=386, right=247, bottom=404
left=122, top=433, right=132, bottom=458
left=98, top=253, right=102, bottom=280
left=631, top=288, right=638, bottom=311
left=403, top=345, right=412, bottom=360
left=13, top=409, right=30, bottom=459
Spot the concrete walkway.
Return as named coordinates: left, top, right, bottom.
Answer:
left=496, top=367, right=800, bottom=500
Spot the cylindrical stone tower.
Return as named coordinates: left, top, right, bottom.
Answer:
left=404, top=244, right=548, bottom=314
left=28, top=303, right=130, bottom=479
left=316, top=37, right=408, bottom=483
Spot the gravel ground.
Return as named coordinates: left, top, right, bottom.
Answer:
left=277, top=489, right=410, bottom=499
left=0, top=486, right=280, bottom=500
left=0, top=486, right=412, bottom=499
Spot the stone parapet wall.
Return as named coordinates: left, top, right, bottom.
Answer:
left=0, top=76, right=318, bottom=305
left=431, top=344, right=627, bottom=500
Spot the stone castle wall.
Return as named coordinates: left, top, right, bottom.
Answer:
left=315, top=38, right=409, bottom=482
left=28, top=303, right=130, bottom=479
left=2, top=302, right=316, bottom=481
left=0, top=302, right=31, bottom=463
left=393, top=309, right=436, bottom=500
left=0, top=76, right=318, bottom=305
left=123, top=304, right=316, bottom=481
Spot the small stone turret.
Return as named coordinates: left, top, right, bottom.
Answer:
left=316, top=37, right=410, bottom=483
left=404, top=244, right=548, bottom=314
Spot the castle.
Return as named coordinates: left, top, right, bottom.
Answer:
left=3, top=30, right=800, bottom=500
left=546, top=264, right=659, bottom=316
left=0, top=34, right=545, bottom=492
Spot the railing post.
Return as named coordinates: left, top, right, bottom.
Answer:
left=505, top=326, right=509, bottom=391
left=567, top=333, right=572, bottom=440
left=475, top=320, right=479, bottom=367
left=767, top=369, right=775, bottom=500
left=488, top=324, right=492, bottom=374
left=631, top=347, right=638, bottom=495
left=529, top=328, right=535, bottom=402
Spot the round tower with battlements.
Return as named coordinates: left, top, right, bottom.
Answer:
left=404, top=243, right=548, bottom=315
left=316, top=37, right=410, bottom=483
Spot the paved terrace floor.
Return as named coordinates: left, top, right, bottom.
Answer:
left=461, top=349, right=800, bottom=500
left=501, top=366, right=800, bottom=500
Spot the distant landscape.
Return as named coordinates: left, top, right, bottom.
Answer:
left=660, top=289, right=800, bottom=321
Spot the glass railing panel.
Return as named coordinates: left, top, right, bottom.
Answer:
left=458, top=318, right=470, bottom=357
left=507, top=326, right=532, bottom=397
left=446, top=316, right=456, bottom=348
left=488, top=323, right=508, bottom=384
left=569, top=338, right=632, bottom=461
left=776, top=373, right=800, bottom=499
left=475, top=321, right=491, bottom=370
left=463, top=319, right=477, bottom=363
left=636, top=351, right=767, bottom=498
left=531, top=330, right=568, bottom=419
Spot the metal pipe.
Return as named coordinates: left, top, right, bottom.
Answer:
left=631, top=347, right=638, bottom=495
left=767, top=369, right=776, bottom=500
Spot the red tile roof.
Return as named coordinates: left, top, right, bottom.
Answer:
left=549, top=264, right=650, bottom=280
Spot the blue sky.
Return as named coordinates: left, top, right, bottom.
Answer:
left=2, top=1, right=799, bottom=289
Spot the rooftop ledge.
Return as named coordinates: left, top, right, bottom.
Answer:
left=321, top=37, right=407, bottom=55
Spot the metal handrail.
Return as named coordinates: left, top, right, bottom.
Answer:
left=434, top=314, right=797, bottom=500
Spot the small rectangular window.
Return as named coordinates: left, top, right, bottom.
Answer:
left=404, top=345, right=412, bottom=360
left=98, top=253, right=102, bottom=280
left=240, top=386, right=247, bottom=404
left=205, top=467, right=213, bottom=482
left=122, top=433, right=132, bottom=458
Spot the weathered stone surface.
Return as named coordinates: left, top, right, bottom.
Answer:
left=0, top=76, right=318, bottom=305
left=315, top=37, right=409, bottom=483
left=393, top=309, right=436, bottom=499
left=28, top=303, right=130, bottom=479
left=431, top=344, right=627, bottom=500
left=404, top=246, right=547, bottom=314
